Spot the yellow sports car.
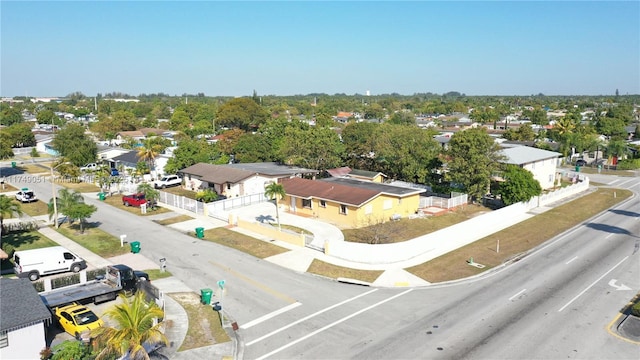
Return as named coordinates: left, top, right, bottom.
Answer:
left=54, top=303, right=104, bottom=338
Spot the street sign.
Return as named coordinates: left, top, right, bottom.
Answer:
left=217, top=280, right=225, bottom=289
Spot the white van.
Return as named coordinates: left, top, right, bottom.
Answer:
left=13, top=246, right=87, bottom=281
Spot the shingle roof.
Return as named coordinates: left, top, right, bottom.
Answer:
left=0, top=278, right=51, bottom=332
left=499, top=145, right=562, bottom=165
left=225, top=162, right=318, bottom=176
left=321, top=177, right=424, bottom=197
left=112, top=150, right=142, bottom=166
left=326, top=167, right=352, bottom=177
left=348, top=169, right=385, bottom=179
left=180, top=163, right=255, bottom=184
left=281, top=177, right=379, bottom=206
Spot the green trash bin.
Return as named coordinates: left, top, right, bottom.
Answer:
left=98, top=192, right=106, bottom=201
left=130, top=241, right=141, bottom=254
left=195, top=227, right=205, bottom=239
left=11, top=161, right=16, bottom=168
left=575, top=165, right=580, bottom=172
left=200, top=288, right=213, bottom=305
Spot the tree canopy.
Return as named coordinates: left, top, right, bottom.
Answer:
left=51, top=123, right=97, bottom=166
left=216, top=97, right=270, bottom=131
left=446, top=128, right=504, bottom=202
left=495, top=165, right=542, bottom=205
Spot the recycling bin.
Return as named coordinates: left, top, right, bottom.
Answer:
left=200, top=288, right=213, bottom=305
left=575, top=166, right=580, bottom=172
left=11, top=161, right=16, bottom=168
left=98, top=192, right=106, bottom=201
left=195, top=227, right=205, bottom=239
left=130, top=241, right=141, bottom=254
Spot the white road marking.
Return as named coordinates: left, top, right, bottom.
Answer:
left=606, top=233, right=614, bottom=239
left=565, top=256, right=578, bottom=265
left=255, top=289, right=413, bottom=360
left=616, top=178, right=635, bottom=187
left=509, top=289, right=527, bottom=301
left=558, top=256, right=629, bottom=312
left=246, top=289, right=378, bottom=345
left=240, top=302, right=302, bottom=330
left=608, top=179, right=620, bottom=185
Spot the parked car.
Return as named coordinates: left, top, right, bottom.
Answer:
left=154, top=174, right=182, bottom=189
left=575, top=159, right=587, bottom=166
left=13, top=246, right=86, bottom=281
left=54, top=303, right=104, bottom=339
left=15, top=188, right=36, bottom=203
left=122, top=193, right=147, bottom=207
left=110, top=168, right=120, bottom=176
left=80, top=163, right=98, bottom=171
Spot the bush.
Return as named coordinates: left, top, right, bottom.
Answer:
left=616, top=158, right=640, bottom=170
left=51, top=273, right=80, bottom=289
left=2, top=221, right=39, bottom=233
left=632, top=299, right=640, bottom=317
left=195, top=189, right=219, bottom=203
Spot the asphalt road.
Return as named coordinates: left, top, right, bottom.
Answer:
left=5, top=165, right=639, bottom=360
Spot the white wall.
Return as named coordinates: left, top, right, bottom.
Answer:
left=523, top=158, right=558, bottom=189
left=0, top=323, right=46, bottom=360
left=325, top=178, right=590, bottom=265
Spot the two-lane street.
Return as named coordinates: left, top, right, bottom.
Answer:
left=6, top=169, right=639, bottom=359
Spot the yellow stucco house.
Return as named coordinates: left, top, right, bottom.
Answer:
left=280, top=177, right=424, bottom=228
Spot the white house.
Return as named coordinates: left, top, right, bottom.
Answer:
left=0, top=278, right=51, bottom=360
left=499, top=145, right=562, bottom=189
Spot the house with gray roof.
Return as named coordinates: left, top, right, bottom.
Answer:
left=179, top=162, right=318, bottom=198
left=0, top=278, right=52, bottom=359
left=499, top=145, right=562, bottom=189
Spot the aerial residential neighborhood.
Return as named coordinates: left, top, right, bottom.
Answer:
left=1, top=1, right=639, bottom=360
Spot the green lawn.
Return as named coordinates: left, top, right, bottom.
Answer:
left=201, top=227, right=289, bottom=259
left=142, top=269, right=173, bottom=281
left=17, top=200, right=50, bottom=217
left=0, top=230, right=58, bottom=272
left=56, top=223, right=129, bottom=258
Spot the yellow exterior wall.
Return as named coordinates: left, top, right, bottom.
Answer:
left=281, top=193, right=420, bottom=228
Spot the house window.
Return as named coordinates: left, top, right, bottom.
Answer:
left=549, top=174, right=553, bottom=183
left=0, top=332, right=7, bottom=348
left=364, top=204, right=372, bottom=215
left=339, top=204, right=347, bottom=215
left=383, top=200, right=392, bottom=210
left=302, top=199, right=312, bottom=209
left=320, top=200, right=326, bottom=208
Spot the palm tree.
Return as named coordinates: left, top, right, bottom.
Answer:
left=93, top=292, right=167, bottom=360
left=48, top=188, right=84, bottom=228
left=137, top=138, right=163, bottom=179
left=264, top=182, right=286, bottom=231
left=0, top=195, right=22, bottom=237
left=137, top=183, right=159, bottom=209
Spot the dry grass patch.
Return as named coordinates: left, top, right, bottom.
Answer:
left=169, top=292, right=230, bottom=351
left=162, top=186, right=197, bottom=199
left=18, top=163, right=49, bottom=174
left=0, top=184, right=18, bottom=193
left=17, top=200, right=49, bottom=217
left=343, top=204, right=489, bottom=244
left=154, top=215, right=194, bottom=225
left=202, top=227, right=289, bottom=259
left=307, top=259, right=384, bottom=283
left=101, top=194, right=171, bottom=216
left=56, top=223, right=130, bottom=258
left=407, top=188, right=632, bottom=283
left=57, top=180, right=101, bottom=192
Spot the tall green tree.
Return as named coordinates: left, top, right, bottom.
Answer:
left=495, top=165, right=542, bottom=205
left=0, top=195, right=22, bottom=237
left=48, top=188, right=85, bottom=228
left=2, top=123, right=36, bottom=147
left=93, top=292, right=167, bottom=360
left=264, top=182, right=286, bottom=230
left=278, top=126, right=344, bottom=171
left=51, top=123, right=97, bottom=166
left=164, top=139, right=226, bottom=174
left=0, top=106, right=23, bottom=126
left=216, top=97, right=270, bottom=131
left=446, top=128, right=504, bottom=202
left=137, top=138, right=164, bottom=178
left=65, top=203, right=97, bottom=233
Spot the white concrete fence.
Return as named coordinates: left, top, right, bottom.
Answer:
left=325, top=177, right=590, bottom=265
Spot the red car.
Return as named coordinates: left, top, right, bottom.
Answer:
left=122, top=193, right=147, bottom=207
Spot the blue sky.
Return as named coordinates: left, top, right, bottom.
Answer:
left=1, top=1, right=638, bottom=97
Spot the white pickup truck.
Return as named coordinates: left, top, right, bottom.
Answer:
left=154, top=174, right=182, bottom=189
